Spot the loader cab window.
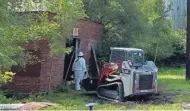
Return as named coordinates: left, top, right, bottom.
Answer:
left=110, top=50, right=126, bottom=63
left=128, top=52, right=144, bottom=67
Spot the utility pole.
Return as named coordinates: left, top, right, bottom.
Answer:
left=186, top=0, right=190, bottom=80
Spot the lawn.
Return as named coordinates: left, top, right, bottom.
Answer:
left=1, top=67, right=190, bottom=110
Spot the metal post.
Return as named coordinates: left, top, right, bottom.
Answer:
left=75, top=40, right=78, bottom=59
left=73, top=28, right=79, bottom=59
left=186, top=0, right=190, bottom=80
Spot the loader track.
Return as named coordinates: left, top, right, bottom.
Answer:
left=97, top=82, right=124, bottom=102
left=83, top=91, right=174, bottom=105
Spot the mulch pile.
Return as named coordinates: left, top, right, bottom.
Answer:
left=17, top=102, right=57, bottom=110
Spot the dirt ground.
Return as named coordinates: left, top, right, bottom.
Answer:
left=80, top=90, right=181, bottom=109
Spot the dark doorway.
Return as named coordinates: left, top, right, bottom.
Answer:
left=63, top=38, right=80, bottom=81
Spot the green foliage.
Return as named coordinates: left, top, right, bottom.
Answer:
left=0, top=0, right=86, bottom=84
left=19, top=0, right=87, bottom=55
left=24, top=93, right=47, bottom=102
left=133, top=0, right=186, bottom=62
left=0, top=0, right=28, bottom=85
left=0, top=72, right=15, bottom=86
left=55, top=83, right=69, bottom=93
left=160, top=30, right=186, bottom=65
left=84, top=0, right=185, bottom=63
left=0, top=92, right=20, bottom=104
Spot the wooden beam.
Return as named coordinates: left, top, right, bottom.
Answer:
left=64, top=51, right=75, bottom=82
left=91, top=45, right=100, bottom=76
left=186, top=0, right=190, bottom=80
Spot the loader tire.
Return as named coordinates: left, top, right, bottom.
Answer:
left=117, top=82, right=124, bottom=102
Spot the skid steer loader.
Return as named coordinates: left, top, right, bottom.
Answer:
left=81, top=47, right=158, bottom=101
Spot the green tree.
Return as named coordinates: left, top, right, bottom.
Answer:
left=132, top=0, right=178, bottom=62
left=84, top=0, right=184, bottom=64
left=0, top=0, right=86, bottom=85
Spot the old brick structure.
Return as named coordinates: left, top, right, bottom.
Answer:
left=3, top=40, right=65, bottom=92
left=78, top=19, right=103, bottom=64
left=3, top=19, right=103, bottom=93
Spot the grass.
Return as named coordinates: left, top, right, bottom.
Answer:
left=134, top=104, right=182, bottom=110
left=1, top=67, right=190, bottom=110
left=158, top=67, right=190, bottom=92
left=158, top=67, right=190, bottom=105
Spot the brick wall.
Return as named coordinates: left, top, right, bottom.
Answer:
left=3, top=40, right=65, bottom=93
left=49, top=56, right=65, bottom=91
left=3, top=77, right=40, bottom=93
left=78, top=19, right=104, bottom=64
left=39, top=55, right=65, bottom=92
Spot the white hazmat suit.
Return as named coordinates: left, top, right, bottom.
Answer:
left=72, top=52, right=87, bottom=90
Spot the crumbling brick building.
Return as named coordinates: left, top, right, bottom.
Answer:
left=3, top=18, right=103, bottom=93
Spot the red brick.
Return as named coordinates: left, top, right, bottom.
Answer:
left=2, top=19, right=103, bottom=93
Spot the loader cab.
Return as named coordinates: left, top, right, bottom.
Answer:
left=109, top=47, right=145, bottom=68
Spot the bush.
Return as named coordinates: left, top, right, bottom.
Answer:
left=24, top=92, right=47, bottom=102
left=56, top=83, right=70, bottom=93
left=3, top=90, right=26, bottom=99
left=160, top=30, right=186, bottom=65
left=1, top=90, right=48, bottom=103
left=0, top=91, right=20, bottom=103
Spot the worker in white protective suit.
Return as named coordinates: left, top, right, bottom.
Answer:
left=72, top=51, right=87, bottom=91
